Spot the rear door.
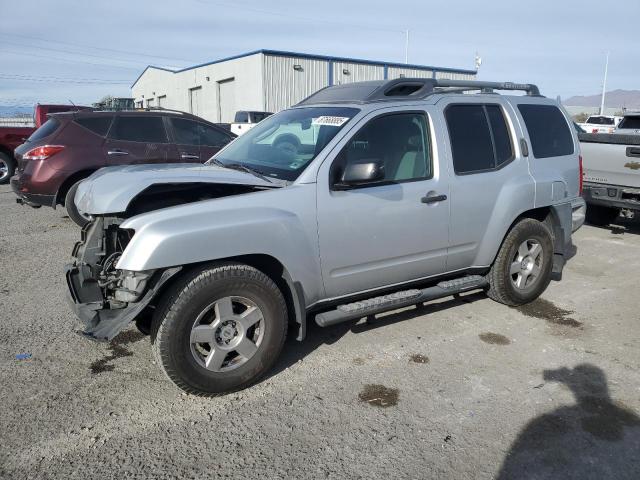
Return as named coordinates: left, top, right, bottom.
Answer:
left=438, top=98, right=534, bottom=271
left=104, top=115, right=179, bottom=165
left=169, top=118, right=234, bottom=162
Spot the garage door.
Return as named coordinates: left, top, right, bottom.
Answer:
left=217, top=78, right=236, bottom=123
left=189, top=87, right=202, bottom=117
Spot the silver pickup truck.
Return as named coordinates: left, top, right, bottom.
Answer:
left=65, top=79, right=585, bottom=395
left=580, top=132, right=640, bottom=225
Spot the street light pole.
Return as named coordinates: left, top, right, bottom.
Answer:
left=600, top=51, right=610, bottom=116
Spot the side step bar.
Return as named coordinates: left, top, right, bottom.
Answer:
left=315, top=275, right=488, bottom=327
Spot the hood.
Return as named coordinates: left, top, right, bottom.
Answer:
left=75, top=163, right=279, bottom=215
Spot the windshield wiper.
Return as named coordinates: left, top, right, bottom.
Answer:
left=216, top=161, right=273, bottom=183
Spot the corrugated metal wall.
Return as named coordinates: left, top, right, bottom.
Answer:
left=332, top=62, right=384, bottom=84
left=435, top=70, right=476, bottom=80
left=263, top=55, right=329, bottom=112
left=387, top=67, right=434, bottom=79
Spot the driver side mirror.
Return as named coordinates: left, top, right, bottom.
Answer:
left=334, top=159, right=385, bottom=189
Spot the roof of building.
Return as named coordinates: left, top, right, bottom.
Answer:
left=131, top=49, right=477, bottom=88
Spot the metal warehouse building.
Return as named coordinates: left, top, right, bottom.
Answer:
left=132, top=50, right=477, bottom=123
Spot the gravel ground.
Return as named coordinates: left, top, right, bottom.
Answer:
left=1, top=183, right=639, bottom=479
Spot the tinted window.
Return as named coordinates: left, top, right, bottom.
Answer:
left=234, top=112, right=249, bottom=123
left=446, top=105, right=494, bottom=173
left=171, top=118, right=200, bottom=145
left=75, top=116, right=113, bottom=136
left=518, top=104, right=574, bottom=158
left=618, top=116, right=640, bottom=129
left=199, top=124, right=231, bottom=146
left=586, top=116, right=614, bottom=125
left=251, top=112, right=271, bottom=122
left=485, top=105, right=513, bottom=166
left=332, top=113, right=431, bottom=184
left=28, top=118, right=60, bottom=142
left=110, top=116, right=168, bottom=143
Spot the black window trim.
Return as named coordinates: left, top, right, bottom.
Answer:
left=109, top=114, right=169, bottom=144
left=329, top=110, right=435, bottom=191
left=444, top=102, right=516, bottom=176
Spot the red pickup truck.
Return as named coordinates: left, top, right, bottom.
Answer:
left=0, top=104, right=90, bottom=183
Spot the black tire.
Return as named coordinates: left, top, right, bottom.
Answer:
left=151, top=263, right=287, bottom=396
left=585, top=204, right=619, bottom=226
left=487, top=218, right=554, bottom=306
left=64, top=180, right=90, bottom=227
left=0, top=151, right=16, bottom=184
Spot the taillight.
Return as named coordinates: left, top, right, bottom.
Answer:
left=579, top=154, right=583, bottom=195
left=23, top=145, right=65, bottom=161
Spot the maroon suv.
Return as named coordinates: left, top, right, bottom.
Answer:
left=11, top=110, right=235, bottom=225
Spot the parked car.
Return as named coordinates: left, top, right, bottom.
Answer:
left=11, top=109, right=235, bottom=225
left=613, top=111, right=640, bottom=135
left=580, top=131, right=640, bottom=224
left=0, top=104, right=90, bottom=184
left=229, top=110, right=272, bottom=136
left=578, top=115, right=622, bottom=134
left=65, top=78, right=585, bottom=396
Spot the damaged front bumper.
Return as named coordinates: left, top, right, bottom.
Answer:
left=64, top=218, right=181, bottom=341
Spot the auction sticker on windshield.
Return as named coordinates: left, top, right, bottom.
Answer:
left=312, top=116, right=350, bottom=127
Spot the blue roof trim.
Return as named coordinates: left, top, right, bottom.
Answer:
left=132, top=49, right=477, bottom=88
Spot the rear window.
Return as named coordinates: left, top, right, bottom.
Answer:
left=445, top=104, right=514, bottom=174
left=518, top=104, right=574, bottom=158
left=618, top=116, right=640, bottom=130
left=75, top=116, right=113, bottom=136
left=28, top=118, right=60, bottom=142
left=110, top=116, right=168, bottom=143
left=586, top=116, right=614, bottom=125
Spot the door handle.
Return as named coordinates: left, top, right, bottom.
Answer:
left=107, top=149, right=129, bottom=156
left=421, top=193, right=447, bottom=204
left=180, top=153, right=200, bottom=160
left=626, top=147, right=640, bottom=158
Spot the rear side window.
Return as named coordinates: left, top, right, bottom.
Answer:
left=518, top=104, right=574, bottom=158
left=28, top=118, right=60, bottom=142
left=110, top=116, right=168, bottom=143
left=75, top=116, right=113, bottom=136
left=445, top=104, right=514, bottom=174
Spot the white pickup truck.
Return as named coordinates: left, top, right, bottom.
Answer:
left=229, top=111, right=272, bottom=136
left=578, top=115, right=622, bottom=134
left=580, top=132, right=640, bottom=224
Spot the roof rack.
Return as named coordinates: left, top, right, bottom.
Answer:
left=297, top=78, right=541, bottom=105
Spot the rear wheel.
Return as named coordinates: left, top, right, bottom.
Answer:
left=151, top=263, right=288, bottom=396
left=487, top=218, right=554, bottom=306
left=585, top=204, right=619, bottom=226
left=0, top=152, right=15, bottom=184
left=64, top=180, right=90, bottom=227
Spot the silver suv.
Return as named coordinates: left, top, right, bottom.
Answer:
left=65, top=79, right=586, bottom=396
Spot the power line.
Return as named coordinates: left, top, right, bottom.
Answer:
left=0, top=32, right=196, bottom=64
left=0, top=73, right=130, bottom=83
left=0, top=49, right=142, bottom=71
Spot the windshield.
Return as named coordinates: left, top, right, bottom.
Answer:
left=209, top=106, right=359, bottom=181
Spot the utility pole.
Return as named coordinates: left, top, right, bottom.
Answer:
left=405, top=30, right=409, bottom=64
left=600, top=51, right=610, bottom=115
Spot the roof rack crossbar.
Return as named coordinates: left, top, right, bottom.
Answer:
left=297, top=78, right=541, bottom=105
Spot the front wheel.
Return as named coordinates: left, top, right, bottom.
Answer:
left=487, top=218, right=554, bottom=306
left=151, top=263, right=288, bottom=396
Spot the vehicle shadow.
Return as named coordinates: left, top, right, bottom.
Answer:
left=268, top=291, right=487, bottom=380
left=590, top=216, right=640, bottom=235
left=496, top=364, right=640, bottom=479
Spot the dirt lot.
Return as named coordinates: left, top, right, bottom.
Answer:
left=1, top=183, right=639, bottom=479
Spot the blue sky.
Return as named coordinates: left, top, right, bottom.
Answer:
left=1, top=0, right=638, bottom=109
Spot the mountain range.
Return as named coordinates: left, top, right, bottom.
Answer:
left=563, top=89, right=640, bottom=109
